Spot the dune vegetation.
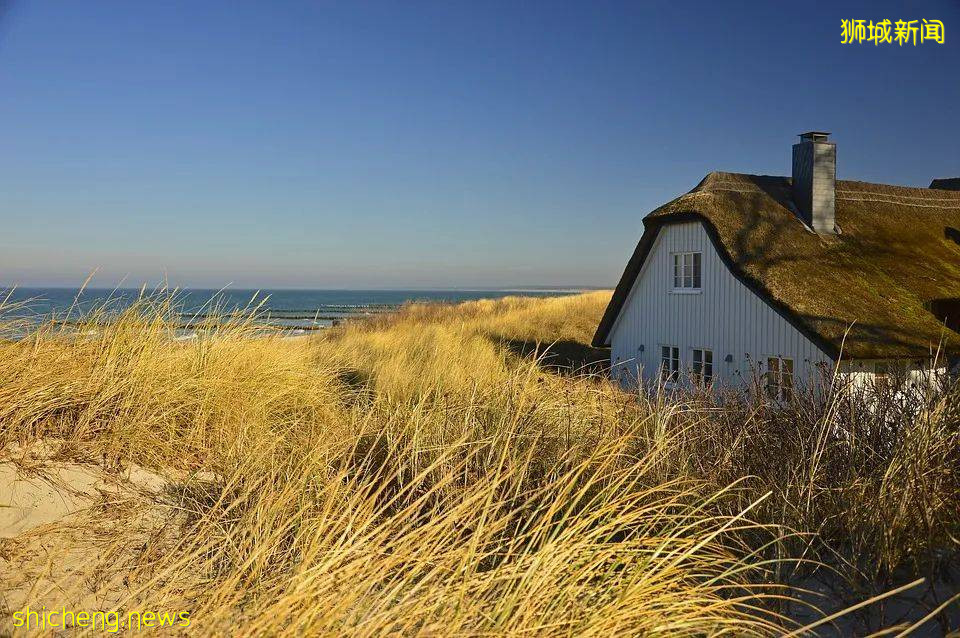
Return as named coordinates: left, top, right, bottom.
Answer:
left=1, top=290, right=958, bottom=636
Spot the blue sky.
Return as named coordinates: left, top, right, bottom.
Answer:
left=1, top=0, right=957, bottom=289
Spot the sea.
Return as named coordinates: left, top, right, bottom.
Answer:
left=0, top=287, right=581, bottom=335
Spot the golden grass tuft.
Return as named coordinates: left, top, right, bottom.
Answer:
left=0, top=290, right=957, bottom=635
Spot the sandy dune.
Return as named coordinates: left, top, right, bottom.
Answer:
left=0, top=441, right=186, bottom=629
left=1, top=449, right=167, bottom=538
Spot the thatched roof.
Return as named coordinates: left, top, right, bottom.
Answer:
left=593, top=172, right=960, bottom=359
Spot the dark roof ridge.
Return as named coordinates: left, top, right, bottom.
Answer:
left=693, top=171, right=960, bottom=198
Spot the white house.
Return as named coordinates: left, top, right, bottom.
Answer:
left=593, top=132, right=960, bottom=396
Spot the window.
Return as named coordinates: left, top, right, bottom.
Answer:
left=673, top=252, right=702, bottom=290
left=766, top=357, right=794, bottom=401
left=874, top=362, right=893, bottom=390
left=661, top=346, right=680, bottom=385
left=692, top=348, right=713, bottom=385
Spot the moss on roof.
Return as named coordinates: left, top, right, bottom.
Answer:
left=596, top=172, right=960, bottom=359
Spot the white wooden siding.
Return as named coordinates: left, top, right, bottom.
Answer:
left=608, top=221, right=832, bottom=391
left=838, top=359, right=946, bottom=390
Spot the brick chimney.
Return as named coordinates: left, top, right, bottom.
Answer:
left=792, top=132, right=836, bottom=234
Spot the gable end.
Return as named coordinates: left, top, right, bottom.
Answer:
left=592, top=213, right=840, bottom=360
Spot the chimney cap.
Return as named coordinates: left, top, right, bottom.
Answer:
left=798, top=131, right=831, bottom=142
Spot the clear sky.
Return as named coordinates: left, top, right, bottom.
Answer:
left=1, top=0, right=957, bottom=289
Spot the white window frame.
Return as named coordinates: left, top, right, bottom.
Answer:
left=672, top=252, right=702, bottom=292
left=765, top=356, right=794, bottom=401
left=691, top=348, right=714, bottom=386
left=660, top=345, right=680, bottom=387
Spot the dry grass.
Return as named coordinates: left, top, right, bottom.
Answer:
left=0, top=290, right=957, bottom=635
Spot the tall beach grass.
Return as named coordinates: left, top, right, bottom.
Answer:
left=0, top=290, right=957, bottom=635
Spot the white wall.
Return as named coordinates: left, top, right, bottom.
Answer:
left=838, top=359, right=947, bottom=392
left=608, top=221, right=833, bottom=391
